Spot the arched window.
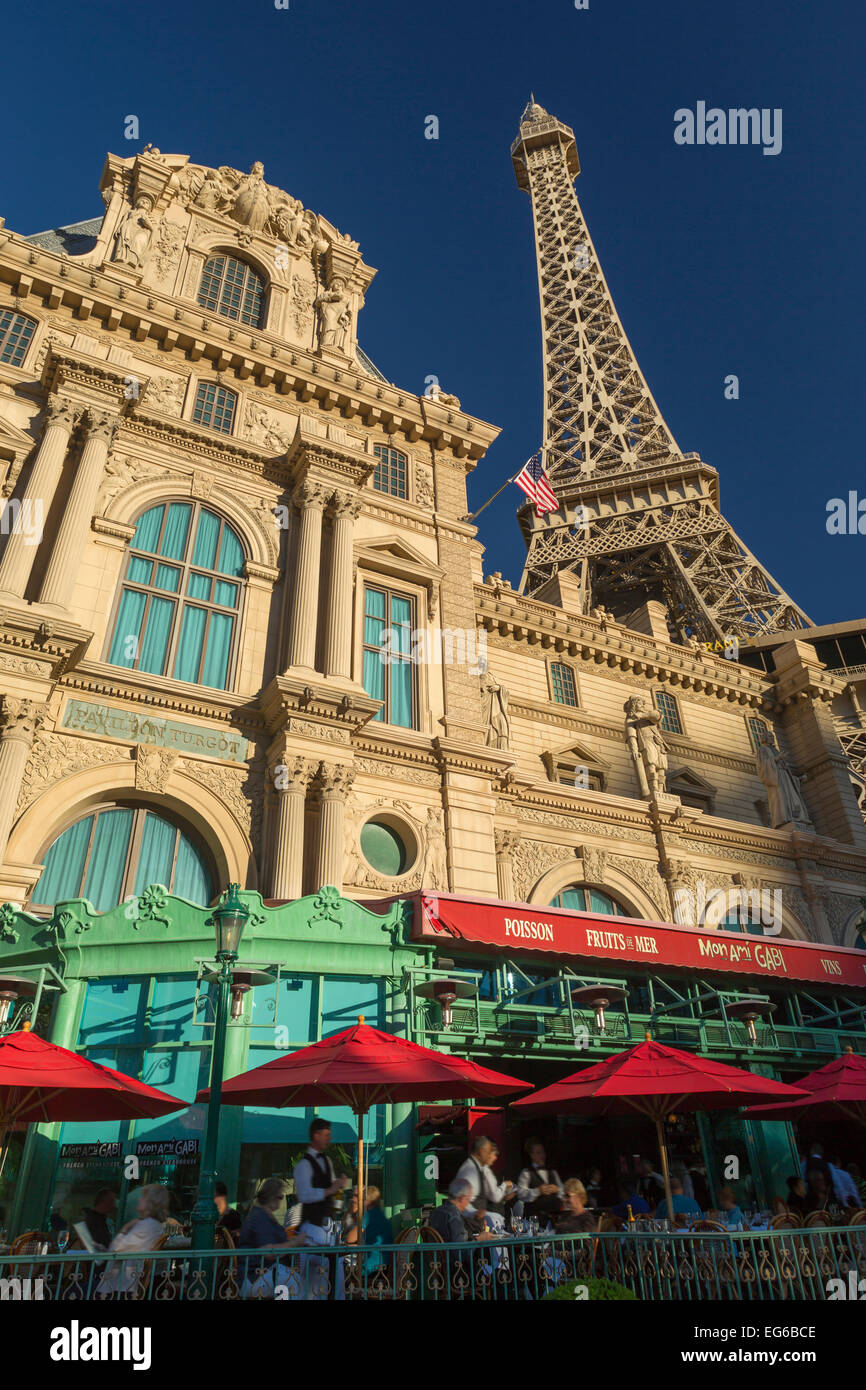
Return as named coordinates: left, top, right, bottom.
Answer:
left=549, top=886, right=628, bottom=915
left=197, top=254, right=265, bottom=328
left=372, top=444, right=408, bottom=499
left=31, top=806, right=213, bottom=912
left=106, top=502, right=245, bottom=690
left=0, top=310, right=37, bottom=367
left=192, top=381, right=237, bottom=435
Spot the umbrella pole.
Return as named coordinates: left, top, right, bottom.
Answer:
left=356, top=1108, right=365, bottom=1245
left=655, top=1117, right=674, bottom=1220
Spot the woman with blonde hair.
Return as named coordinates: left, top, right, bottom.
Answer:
left=555, top=1179, right=597, bottom=1234
left=96, top=1184, right=172, bottom=1294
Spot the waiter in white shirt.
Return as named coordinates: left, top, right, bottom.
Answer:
left=456, top=1135, right=515, bottom=1218
left=292, top=1118, right=348, bottom=1298
left=516, top=1138, right=564, bottom=1222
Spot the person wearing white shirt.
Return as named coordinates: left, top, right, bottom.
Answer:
left=96, top=1183, right=170, bottom=1295
left=456, top=1135, right=514, bottom=1216
left=292, top=1118, right=349, bottom=1299
left=828, top=1157, right=862, bottom=1209
left=516, top=1139, right=563, bottom=1223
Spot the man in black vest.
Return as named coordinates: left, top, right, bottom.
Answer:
left=292, top=1119, right=348, bottom=1298
left=516, top=1139, right=563, bottom=1224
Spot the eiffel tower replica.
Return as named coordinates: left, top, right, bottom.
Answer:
left=511, top=98, right=811, bottom=644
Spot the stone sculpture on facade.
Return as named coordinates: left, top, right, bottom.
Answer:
left=315, top=278, right=352, bottom=352
left=421, top=808, right=449, bottom=890
left=755, top=730, right=813, bottom=829
left=482, top=673, right=510, bottom=749
left=114, top=195, right=156, bottom=269
left=624, top=694, right=669, bottom=801
left=227, top=162, right=271, bottom=233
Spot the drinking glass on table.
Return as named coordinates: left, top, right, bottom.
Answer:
left=57, top=1229, right=70, bottom=1253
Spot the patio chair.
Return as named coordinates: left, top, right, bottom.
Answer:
left=804, top=1210, right=833, bottom=1227
left=10, top=1231, right=55, bottom=1256
left=770, top=1213, right=803, bottom=1230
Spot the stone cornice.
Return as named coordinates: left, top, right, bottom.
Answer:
left=259, top=674, right=380, bottom=737
left=476, top=583, right=773, bottom=710
left=0, top=608, right=91, bottom=679
left=0, top=238, right=500, bottom=458
left=431, top=736, right=517, bottom=779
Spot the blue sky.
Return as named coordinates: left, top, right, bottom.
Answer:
left=3, top=0, right=863, bottom=622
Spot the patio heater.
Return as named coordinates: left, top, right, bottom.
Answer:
left=726, top=997, right=777, bottom=1045
left=416, top=959, right=475, bottom=1029
left=571, top=983, right=628, bottom=1035
left=190, top=884, right=250, bottom=1250
left=0, top=975, right=37, bottom=1033
left=202, top=966, right=275, bottom=1020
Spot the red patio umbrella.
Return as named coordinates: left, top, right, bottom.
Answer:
left=511, top=1034, right=808, bottom=1217
left=0, top=1028, right=189, bottom=1175
left=743, top=1048, right=866, bottom=1128
left=197, top=1016, right=530, bottom=1234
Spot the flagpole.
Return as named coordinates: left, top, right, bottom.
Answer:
left=462, top=471, right=522, bottom=523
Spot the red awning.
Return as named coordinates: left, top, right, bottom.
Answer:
left=409, top=892, right=866, bottom=992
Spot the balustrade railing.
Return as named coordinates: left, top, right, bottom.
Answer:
left=2, top=1226, right=864, bottom=1302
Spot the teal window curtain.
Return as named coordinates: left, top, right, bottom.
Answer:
left=217, top=526, right=244, bottom=577
left=589, top=889, right=618, bottom=915
left=138, top=595, right=175, bottom=674
left=192, top=510, right=220, bottom=569
left=390, top=660, right=412, bottom=727
left=130, top=505, right=164, bottom=555
left=173, top=834, right=212, bottom=904
left=363, top=649, right=385, bottom=717
left=133, top=814, right=178, bottom=895
left=556, top=888, right=586, bottom=912
left=108, top=590, right=147, bottom=668
left=33, top=815, right=94, bottom=904
left=82, top=808, right=134, bottom=911
left=173, top=605, right=207, bottom=682
left=160, top=503, right=192, bottom=560
left=202, top=612, right=233, bottom=688
left=364, top=587, right=385, bottom=645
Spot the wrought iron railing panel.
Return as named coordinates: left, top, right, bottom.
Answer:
left=2, top=1227, right=863, bottom=1302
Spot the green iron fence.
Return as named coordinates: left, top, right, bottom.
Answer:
left=2, top=1226, right=864, bottom=1301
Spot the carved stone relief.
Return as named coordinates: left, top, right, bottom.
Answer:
left=17, top=733, right=130, bottom=814
left=134, top=746, right=178, bottom=794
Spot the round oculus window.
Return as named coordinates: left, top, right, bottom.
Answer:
left=360, top=819, right=409, bottom=877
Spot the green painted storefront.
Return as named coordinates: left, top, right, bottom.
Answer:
left=1, top=886, right=864, bottom=1233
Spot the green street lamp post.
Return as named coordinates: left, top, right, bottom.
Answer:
left=190, top=884, right=249, bottom=1250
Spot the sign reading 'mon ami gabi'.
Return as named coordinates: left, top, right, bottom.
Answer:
left=414, top=893, right=866, bottom=991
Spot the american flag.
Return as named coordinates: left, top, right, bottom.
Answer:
left=514, top=451, right=558, bottom=516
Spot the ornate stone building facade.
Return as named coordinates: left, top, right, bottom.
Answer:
left=0, top=141, right=863, bottom=952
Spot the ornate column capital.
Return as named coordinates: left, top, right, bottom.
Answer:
left=329, top=489, right=362, bottom=521
left=84, top=409, right=121, bottom=446
left=0, top=696, right=49, bottom=744
left=293, top=479, right=328, bottom=511
left=316, top=760, right=355, bottom=798
left=270, top=754, right=315, bottom=793
left=494, top=829, right=520, bottom=857
left=43, top=396, right=78, bottom=432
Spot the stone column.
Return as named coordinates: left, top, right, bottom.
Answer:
left=0, top=397, right=77, bottom=599
left=494, top=829, right=520, bottom=901
left=39, top=409, right=119, bottom=610
left=269, top=755, right=312, bottom=900
left=324, top=491, right=360, bottom=680
left=284, top=481, right=327, bottom=672
left=0, top=697, right=48, bottom=864
left=314, top=761, right=354, bottom=891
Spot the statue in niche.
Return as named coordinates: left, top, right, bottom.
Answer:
left=624, top=694, right=669, bottom=801
left=421, top=808, right=449, bottom=889
left=315, top=277, right=352, bottom=351
left=482, top=672, right=510, bottom=750
left=114, top=194, right=156, bottom=269
left=755, top=730, right=812, bottom=828
left=229, top=162, right=271, bottom=233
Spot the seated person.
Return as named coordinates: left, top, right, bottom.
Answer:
left=785, top=1175, right=808, bottom=1217
left=95, top=1184, right=171, bottom=1295
left=584, top=1166, right=604, bottom=1208
left=79, top=1188, right=118, bottom=1250
left=610, top=1182, right=650, bottom=1221
left=358, top=1186, right=394, bottom=1271
left=716, top=1185, right=745, bottom=1228
left=555, top=1179, right=598, bottom=1234
left=652, top=1177, right=702, bottom=1223
left=516, top=1138, right=563, bottom=1223
left=214, top=1181, right=242, bottom=1237
left=237, top=1177, right=306, bottom=1284
left=427, top=1179, right=495, bottom=1243
left=803, top=1167, right=831, bottom=1216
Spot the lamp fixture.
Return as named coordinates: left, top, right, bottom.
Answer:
left=571, top=983, right=628, bottom=1034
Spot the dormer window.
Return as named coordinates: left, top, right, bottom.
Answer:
left=372, top=444, right=408, bottom=499
left=198, top=254, right=265, bottom=328
left=0, top=310, right=37, bottom=367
